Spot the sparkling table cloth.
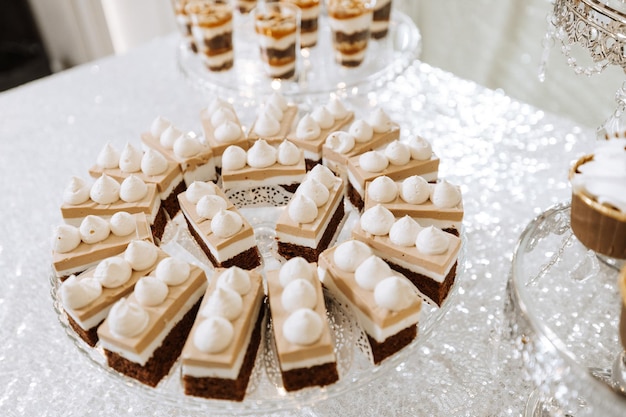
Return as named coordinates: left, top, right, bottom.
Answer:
left=0, top=34, right=596, bottom=416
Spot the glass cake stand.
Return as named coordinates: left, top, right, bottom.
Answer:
left=50, top=199, right=465, bottom=415
left=176, top=11, right=421, bottom=102
left=507, top=202, right=626, bottom=416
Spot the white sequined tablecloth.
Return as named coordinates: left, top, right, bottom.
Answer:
left=0, top=34, right=596, bottom=416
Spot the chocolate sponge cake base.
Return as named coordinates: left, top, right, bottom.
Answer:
left=367, top=324, right=417, bottom=365
left=103, top=298, right=202, bottom=387
left=386, top=260, right=457, bottom=307
left=162, top=180, right=187, bottom=219
left=66, top=314, right=101, bottom=347
left=183, top=305, right=264, bottom=401
left=281, top=361, right=339, bottom=392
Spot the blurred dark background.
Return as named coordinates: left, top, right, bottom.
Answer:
left=0, top=0, right=51, bottom=91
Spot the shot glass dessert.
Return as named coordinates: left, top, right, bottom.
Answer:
left=186, top=0, right=235, bottom=72
left=172, top=0, right=197, bottom=52
left=253, top=1, right=301, bottom=79
left=284, top=0, right=321, bottom=48
left=371, top=0, right=392, bottom=39
left=327, top=0, right=375, bottom=67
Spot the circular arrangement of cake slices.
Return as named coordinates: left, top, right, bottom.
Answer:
left=51, top=92, right=464, bottom=405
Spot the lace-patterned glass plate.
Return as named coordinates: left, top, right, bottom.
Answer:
left=50, top=202, right=464, bottom=414
left=509, top=202, right=626, bottom=416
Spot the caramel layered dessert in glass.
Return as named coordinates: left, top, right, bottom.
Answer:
left=284, top=0, right=321, bottom=48
left=254, top=2, right=300, bottom=79
left=172, top=0, right=197, bottom=52
left=186, top=0, right=235, bottom=72
left=327, top=0, right=374, bottom=67
left=370, top=0, right=392, bottom=39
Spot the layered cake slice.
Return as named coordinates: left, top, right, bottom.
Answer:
left=247, top=92, right=299, bottom=144
left=141, top=119, right=217, bottom=186
left=286, top=97, right=354, bottom=171
left=59, top=240, right=163, bottom=347
left=60, top=174, right=166, bottom=241
left=346, top=136, right=439, bottom=211
left=181, top=267, right=265, bottom=401
left=97, top=254, right=208, bottom=387
left=275, top=165, right=346, bottom=262
left=178, top=181, right=261, bottom=270
left=266, top=257, right=339, bottom=390
left=318, top=240, right=422, bottom=364
left=322, top=107, right=400, bottom=176
left=221, top=139, right=306, bottom=196
left=364, top=178, right=464, bottom=236
left=351, top=204, right=461, bottom=305
left=199, top=98, right=248, bottom=171
left=52, top=212, right=153, bottom=281
left=88, top=142, right=186, bottom=218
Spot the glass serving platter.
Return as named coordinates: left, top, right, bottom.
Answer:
left=508, top=202, right=626, bottom=416
left=50, top=198, right=464, bottom=415
left=176, top=10, right=421, bottom=101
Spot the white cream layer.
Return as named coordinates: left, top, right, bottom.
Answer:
left=184, top=214, right=257, bottom=263
left=328, top=12, right=372, bottom=35
left=182, top=160, right=217, bottom=186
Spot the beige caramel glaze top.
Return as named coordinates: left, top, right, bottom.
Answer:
left=287, top=112, right=354, bottom=155
left=181, top=268, right=264, bottom=369
left=200, top=108, right=249, bottom=159
left=53, top=213, right=153, bottom=275
left=60, top=184, right=159, bottom=221
left=247, top=106, right=299, bottom=144
left=266, top=267, right=335, bottom=365
left=97, top=259, right=207, bottom=354
left=351, top=224, right=461, bottom=277
left=318, top=245, right=422, bottom=328
left=141, top=132, right=214, bottom=173
left=88, top=159, right=182, bottom=195
left=69, top=248, right=166, bottom=324
left=348, top=154, right=439, bottom=190
left=322, top=127, right=399, bottom=168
